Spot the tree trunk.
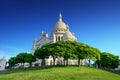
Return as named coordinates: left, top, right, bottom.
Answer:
left=53, top=57, right=56, bottom=65
left=88, top=58, right=91, bottom=67
left=66, top=59, right=68, bottom=66
left=30, top=62, right=32, bottom=67
left=97, top=60, right=100, bottom=68
left=78, top=58, right=80, bottom=66
left=64, top=60, right=65, bottom=65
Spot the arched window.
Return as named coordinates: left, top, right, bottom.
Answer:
left=56, top=36, right=57, bottom=41
left=58, top=36, right=60, bottom=41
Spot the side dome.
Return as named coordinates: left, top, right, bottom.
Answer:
left=51, top=13, right=67, bottom=34
left=63, top=28, right=76, bottom=41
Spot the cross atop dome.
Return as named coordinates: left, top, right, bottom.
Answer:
left=59, top=13, right=62, bottom=21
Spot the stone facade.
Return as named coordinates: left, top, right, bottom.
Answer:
left=32, top=13, right=77, bottom=54
left=0, top=57, right=6, bottom=71
left=31, top=13, right=86, bottom=66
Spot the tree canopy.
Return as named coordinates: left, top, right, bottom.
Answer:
left=8, top=52, right=35, bottom=68
left=98, top=52, right=119, bottom=69
left=8, top=41, right=119, bottom=69
left=34, top=41, right=101, bottom=66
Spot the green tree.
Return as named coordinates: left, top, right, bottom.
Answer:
left=73, top=42, right=86, bottom=66
left=34, top=46, right=48, bottom=59
left=84, top=45, right=100, bottom=66
left=8, top=57, right=17, bottom=68
left=16, top=52, right=36, bottom=67
left=34, top=41, right=101, bottom=67
left=24, top=54, right=36, bottom=67
left=34, top=43, right=59, bottom=65
left=16, top=53, right=26, bottom=64
left=34, top=41, right=76, bottom=66
left=56, top=41, right=76, bottom=65
left=73, top=42, right=100, bottom=66
left=119, top=59, right=120, bottom=66
left=99, top=52, right=119, bottom=69
left=48, top=43, right=59, bottom=65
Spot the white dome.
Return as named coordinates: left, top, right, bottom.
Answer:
left=51, top=13, right=67, bottom=34
left=63, top=30, right=76, bottom=41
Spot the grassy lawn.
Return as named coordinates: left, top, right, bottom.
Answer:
left=0, top=66, right=120, bottom=80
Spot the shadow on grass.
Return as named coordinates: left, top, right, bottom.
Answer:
left=100, top=68, right=120, bottom=75
left=0, top=65, right=78, bottom=75
left=0, top=66, right=53, bottom=75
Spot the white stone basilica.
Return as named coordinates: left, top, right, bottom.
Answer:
left=32, top=13, right=77, bottom=54
left=31, top=13, right=85, bottom=66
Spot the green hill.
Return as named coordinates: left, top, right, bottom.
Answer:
left=0, top=66, right=120, bottom=80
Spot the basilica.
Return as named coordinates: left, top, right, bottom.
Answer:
left=32, top=13, right=77, bottom=54
left=31, top=13, right=86, bottom=66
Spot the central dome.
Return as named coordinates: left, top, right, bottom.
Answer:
left=51, top=13, right=67, bottom=34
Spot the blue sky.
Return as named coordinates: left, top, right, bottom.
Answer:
left=0, top=0, right=120, bottom=60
